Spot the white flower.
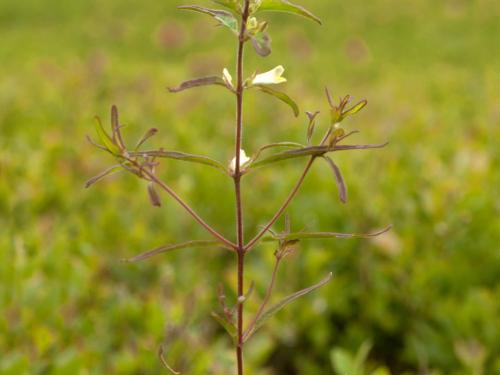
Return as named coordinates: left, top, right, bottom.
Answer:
left=251, top=65, right=287, bottom=86
left=229, top=149, right=251, bottom=173
left=222, top=68, right=233, bottom=87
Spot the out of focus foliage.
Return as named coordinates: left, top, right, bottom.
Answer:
left=1, top=0, right=499, bottom=374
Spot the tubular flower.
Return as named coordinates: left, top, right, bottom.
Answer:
left=251, top=65, right=287, bottom=85
left=229, top=149, right=251, bottom=174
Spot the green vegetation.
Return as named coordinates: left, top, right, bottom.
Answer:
left=1, top=0, right=499, bottom=374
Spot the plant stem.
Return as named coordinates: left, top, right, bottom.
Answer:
left=234, top=2, right=251, bottom=374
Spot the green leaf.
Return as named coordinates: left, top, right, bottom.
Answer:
left=168, top=76, right=228, bottom=93
left=211, top=312, right=237, bottom=340
left=85, top=164, right=122, bottom=188
left=248, top=143, right=388, bottom=169
left=179, top=5, right=239, bottom=34
left=341, top=100, right=368, bottom=120
left=250, top=141, right=304, bottom=164
left=258, top=0, right=322, bottom=25
left=331, top=349, right=355, bottom=375
left=255, top=85, right=299, bottom=117
left=264, top=226, right=393, bottom=242
left=250, top=32, right=272, bottom=57
left=354, top=340, right=373, bottom=372
left=123, top=240, right=224, bottom=263
left=94, top=117, right=120, bottom=155
left=129, top=150, right=228, bottom=173
left=210, top=0, right=240, bottom=13
left=246, top=272, right=332, bottom=340
left=323, top=156, right=347, bottom=203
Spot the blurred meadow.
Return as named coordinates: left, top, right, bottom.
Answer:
left=1, top=0, right=499, bottom=374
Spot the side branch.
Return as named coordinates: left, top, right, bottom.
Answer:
left=244, top=156, right=316, bottom=251
left=142, top=168, right=237, bottom=250
left=243, top=256, right=281, bottom=341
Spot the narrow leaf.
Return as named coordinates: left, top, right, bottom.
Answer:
left=158, top=345, right=181, bottom=375
left=129, top=150, right=228, bottom=173
left=248, top=272, right=333, bottom=339
left=306, top=110, right=320, bottom=144
left=255, top=85, right=299, bottom=117
left=135, top=128, right=158, bottom=150
left=179, top=5, right=238, bottom=34
left=211, top=312, right=237, bottom=339
left=123, top=240, right=223, bottom=263
left=168, top=76, right=227, bottom=93
left=210, top=0, right=239, bottom=12
left=94, top=117, right=120, bottom=155
left=323, top=156, right=347, bottom=203
left=342, top=100, right=368, bottom=119
left=258, top=0, right=322, bottom=25
left=250, top=141, right=304, bottom=164
left=251, top=32, right=272, bottom=57
left=248, top=143, right=388, bottom=169
left=264, top=225, right=393, bottom=242
left=85, top=165, right=122, bottom=188
left=147, top=183, right=162, bottom=207
left=86, top=135, right=114, bottom=154
left=111, top=105, right=126, bottom=149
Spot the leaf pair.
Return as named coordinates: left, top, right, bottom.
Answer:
left=169, top=66, right=299, bottom=117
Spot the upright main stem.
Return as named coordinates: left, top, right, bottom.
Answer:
left=234, top=2, right=251, bottom=375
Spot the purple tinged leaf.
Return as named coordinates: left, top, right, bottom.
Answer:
left=123, top=240, right=225, bottom=263
left=85, top=165, right=122, bottom=188
left=128, top=149, right=228, bottom=173
left=323, top=156, right=347, bottom=203
left=147, top=183, right=162, bottom=207
left=306, top=110, right=320, bottom=144
left=245, top=272, right=333, bottom=341
left=248, top=142, right=388, bottom=169
left=135, top=128, right=158, bottom=150
left=86, top=135, right=112, bottom=153
left=168, top=76, right=227, bottom=93
left=264, top=225, right=393, bottom=242
left=325, top=87, right=334, bottom=108
left=251, top=32, right=272, bottom=57
left=110, top=105, right=126, bottom=150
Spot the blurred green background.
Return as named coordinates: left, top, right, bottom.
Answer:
left=1, top=0, right=499, bottom=374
